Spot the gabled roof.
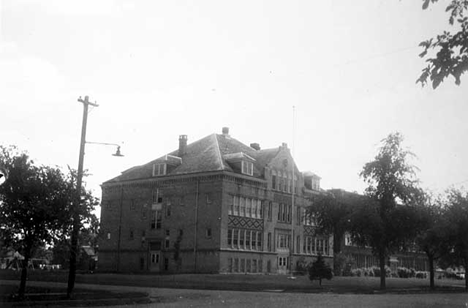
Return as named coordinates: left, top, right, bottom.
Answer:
left=103, top=132, right=287, bottom=184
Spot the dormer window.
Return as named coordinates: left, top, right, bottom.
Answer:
left=153, top=163, right=167, bottom=176
left=224, top=152, right=256, bottom=177
left=241, top=161, right=253, bottom=176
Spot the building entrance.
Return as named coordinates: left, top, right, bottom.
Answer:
left=149, top=241, right=162, bottom=272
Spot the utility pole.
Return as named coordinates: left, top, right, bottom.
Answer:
left=67, top=96, right=98, bottom=298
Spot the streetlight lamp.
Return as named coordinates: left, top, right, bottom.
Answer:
left=67, top=96, right=123, bottom=298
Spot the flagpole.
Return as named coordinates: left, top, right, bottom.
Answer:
left=289, top=106, right=296, bottom=277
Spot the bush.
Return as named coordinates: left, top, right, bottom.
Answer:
left=415, top=271, right=427, bottom=279
left=350, top=268, right=363, bottom=277
left=333, top=253, right=355, bottom=276
left=308, top=255, right=333, bottom=286
left=371, top=266, right=391, bottom=277
left=295, top=257, right=309, bottom=276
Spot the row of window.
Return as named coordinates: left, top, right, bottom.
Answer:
left=303, top=237, right=330, bottom=256
left=228, top=195, right=263, bottom=218
left=227, top=258, right=264, bottom=273
left=227, top=229, right=262, bottom=250
left=271, top=170, right=298, bottom=193
left=226, top=230, right=329, bottom=256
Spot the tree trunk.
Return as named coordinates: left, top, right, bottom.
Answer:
left=333, top=231, right=342, bottom=255
left=379, top=250, right=386, bottom=290
left=465, top=258, right=468, bottom=292
left=319, top=277, right=322, bottom=286
left=428, top=254, right=435, bottom=290
left=18, top=249, right=31, bottom=299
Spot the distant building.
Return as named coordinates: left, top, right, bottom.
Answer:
left=98, top=127, right=332, bottom=274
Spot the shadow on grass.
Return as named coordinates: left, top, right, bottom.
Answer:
left=0, top=284, right=150, bottom=307
left=0, top=270, right=465, bottom=297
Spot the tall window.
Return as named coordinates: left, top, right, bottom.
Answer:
left=233, top=229, right=239, bottom=247
left=278, top=203, right=291, bottom=223
left=296, top=207, right=301, bottom=225
left=228, top=196, right=234, bottom=215
left=246, top=231, right=251, bottom=249
left=233, top=196, right=239, bottom=216
left=151, top=210, right=162, bottom=229
left=239, top=230, right=245, bottom=248
left=271, top=170, right=277, bottom=190
left=153, top=163, right=167, bottom=176
left=246, top=198, right=252, bottom=217
left=268, top=202, right=272, bottom=221
left=241, top=161, right=253, bottom=176
left=267, top=232, right=272, bottom=251
left=152, top=189, right=162, bottom=204
left=240, top=197, right=246, bottom=217
left=280, top=173, right=284, bottom=192
left=257, top=232, right=262, bottom=250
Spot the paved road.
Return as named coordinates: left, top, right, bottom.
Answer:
left=2, top=280, right=468, bottom=307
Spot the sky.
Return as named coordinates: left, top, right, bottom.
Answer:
left=1, top=0, right=467, bottom=218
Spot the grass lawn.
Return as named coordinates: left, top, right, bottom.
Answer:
left=0, top=269, right=465, bottom=294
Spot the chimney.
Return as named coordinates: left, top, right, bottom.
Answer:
left=281, top=142, right=288, bottom=149
left=178, top=135, right=187, bottom=157
left=250, top=143, right=260, bottom=150
left=222, top=127, right=230, bottom=136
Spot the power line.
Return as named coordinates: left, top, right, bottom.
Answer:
left=332, top=45, right=420, bottom=68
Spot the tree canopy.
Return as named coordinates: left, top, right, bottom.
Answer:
left=417, top=0, right=468, bottom=88
left=443, top=189, right=468, bottom=291
left=0, top=145, right=98, bottom=298
left=351, top=132, right=423, bottom=290
left=308, top=254, right=333, bottom=286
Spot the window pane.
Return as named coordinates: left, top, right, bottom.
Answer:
left=240, top=197, right=245, bottom=217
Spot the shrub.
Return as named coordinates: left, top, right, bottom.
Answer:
left=397, top=267, right=411, bottom=278
left=333, top=253, right=355, bottom=276
left=415, top=271, right=427, bottom=279
left=295, top=257, right=309, bottom=276
left=308, top=255, right=333, bottom=286
left=371, top=266, right=391, bottom=277
left=351, top=268, right=363, bottom=277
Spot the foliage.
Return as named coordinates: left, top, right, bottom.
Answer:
left=397, top=267, right=416, bottom=278
left=413, top=194, right=450, bottom=289
left=52, top=216, right=100, bottom=269
left=333, top=253, right=355, bottom=276
left=442, top=189, right=468, bottom=291
left=0, top=145, right=98, bottom=298
left=351, top=132, right=422, bottom=290
left=417, top=0, right=468, bottom=88
left=308, top=190, right=364, bottom=255
left=308, top=254, right=333, bottom=286
left=295, top=257, right=310, bottom=275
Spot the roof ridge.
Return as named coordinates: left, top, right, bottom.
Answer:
left=213, top=134, right=225, bottom=170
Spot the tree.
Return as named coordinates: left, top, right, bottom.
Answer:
left=52, top=215, right=100, bottom=269
left=0, top=145, right=98, bottom=298
left=417, top=0, right=468, bottom=89
left=443, top=189, right=468, bottom=291
left=308, top=254, right=333, bottom=286
left=414, top=195, right=450, bottom=290
left=352, top=132, right=422, bottom=290
left=308, top=190, right=364, bottom=275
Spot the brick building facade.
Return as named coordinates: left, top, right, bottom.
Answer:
left=98, top=127, right=332, bottom=274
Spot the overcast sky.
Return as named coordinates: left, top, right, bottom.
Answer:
left=1, top=0, right=467, bottom=216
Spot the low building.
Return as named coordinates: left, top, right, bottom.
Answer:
left=330, top=189, right=429, bottom=273
left=98, top=127, right=332, bottom=274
